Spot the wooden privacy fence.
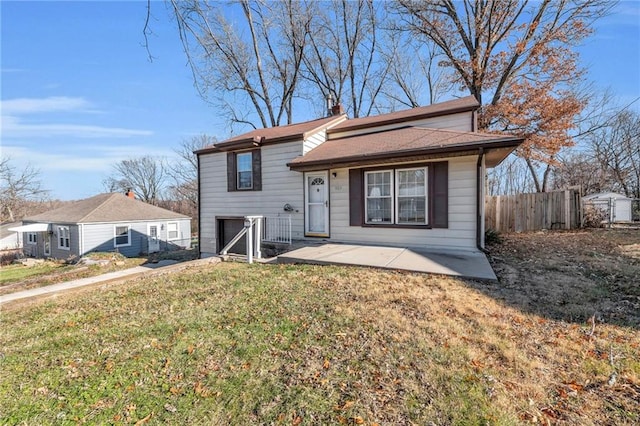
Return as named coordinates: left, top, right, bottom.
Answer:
left=485, top=189, right=581, bottom=233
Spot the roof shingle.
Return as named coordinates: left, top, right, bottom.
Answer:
left=288, top=126, right=523, bottom=170
left=196, top=114, right=347, bottom=154
left=23, top=193, right=189, bottom=224
left=328, top=96, right=479, bottom=133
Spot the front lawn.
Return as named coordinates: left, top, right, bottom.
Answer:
left=1, top=259, right=638, bottom=425
left=0, top=261, right=69, bottom=285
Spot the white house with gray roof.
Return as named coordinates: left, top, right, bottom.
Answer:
left=13, top=192, right=191, bottom=260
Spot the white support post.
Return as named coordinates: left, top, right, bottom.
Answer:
left=246, top=218, right=253, bottom=264
left=255, top=217, right=262, bottom=259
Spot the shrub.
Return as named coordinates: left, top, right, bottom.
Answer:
left=485, top=228, right=502, bottom=245
left=583, top=205, right=607, bottom=228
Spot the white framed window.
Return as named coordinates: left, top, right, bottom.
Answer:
left=365, top=166, right=428, bottom=226
left=365, top=170, right=393, bottom=224
left=236, top=152, right=253, bottom=190
left=167, top=222, right=179, bottom=240
left=396, top=168, right=427, bottom=225
left=114, top=225, right=131, bottom=247
left=27, top=232, right=37, bottom=244
left=57, top=226, right=70, bottom=250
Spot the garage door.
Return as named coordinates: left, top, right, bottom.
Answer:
left=218, top=218, right=246, bottom=255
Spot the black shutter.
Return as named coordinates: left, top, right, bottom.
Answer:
left=227, top=152, right=236, bottom=192
left=349, top=169, right=364, bottom=226
left=252, top=148, right=262, bottom=191
left=431, top=161, right=448, bottom=228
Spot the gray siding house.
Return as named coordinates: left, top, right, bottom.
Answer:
left=196, top=96, right=524, bottom=257
left=15, top=192, right=191, bottom=260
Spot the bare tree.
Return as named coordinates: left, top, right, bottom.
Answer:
left=0, top=157, right=49, bottom=222
left=302, top=0, right=390, bottom=118
left=393, top=0, right=614, bottom=192
left=548, top=152, right=613, bottom=195
left=167, top=134, right=216, bottom=208
left=167, top=0, right=311, bottom=131
left=486, top=156, right=536, bottom=196
left=589, top=110, right=640, bottom=198
left=103, top=156, right=167, bottom=204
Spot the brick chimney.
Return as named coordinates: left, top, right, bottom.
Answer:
left=331, top=104, right=345, bottom=116
left=126, top=188, right=135, bottom=199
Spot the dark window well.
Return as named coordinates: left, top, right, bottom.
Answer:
left=350, top=161, right=448, bottom=228
left=227, top=149, right=262, bottom=192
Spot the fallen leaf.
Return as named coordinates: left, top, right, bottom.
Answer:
left=134, top=412, right=153, bottom=425
left=323, top=358, right=330, bottom=369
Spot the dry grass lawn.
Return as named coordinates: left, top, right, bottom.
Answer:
left=0, top=229, right=638, bottom=425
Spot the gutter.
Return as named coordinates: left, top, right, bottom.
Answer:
left=476, top=147, right=485, bottom=251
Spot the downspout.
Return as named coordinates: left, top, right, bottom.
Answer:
left=79, top=223, right=84, bottom=257
left=197, top=153, right=202, bottom=259
left=476, top=147, right=485, bottom=251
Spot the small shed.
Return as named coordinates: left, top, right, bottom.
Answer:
left=583, top=192, right=633, bottom=223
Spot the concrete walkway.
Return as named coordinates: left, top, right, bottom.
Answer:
left=278, top=243, right=497, bottom=280
left=0, top=258, right=220, bottom=307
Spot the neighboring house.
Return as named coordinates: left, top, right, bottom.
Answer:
left=196, top=96, right=524, bottom=257
left=583, top=192, right=633, bottom=223
left=1, top=222, right=22, bottom=251
left=10, top=192, right=191, bottom=260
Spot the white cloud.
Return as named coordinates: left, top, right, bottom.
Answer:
left=2, top=118, right=153, bottom=138
left=0, top=96, right=153, bottom=139
left=1, top=96, right=93, bottom=114
left=3, top=144, right=176, bottom=173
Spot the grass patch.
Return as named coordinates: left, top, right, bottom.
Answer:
left=0, top=262, right=68, bottom=285
left=1, top=262, right=638, bottom=425
left=0, top=253, right=147, bottom=296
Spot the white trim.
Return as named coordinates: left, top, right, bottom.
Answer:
left=364, top=166, right=429, bottom=226
left=365, top=170, right=394, bottom=224
left=236, top=152, right=253, bottom=190
left=147, top=223, right=160, bottom=253
left=395, top=167, right=428, bottom=225
left=166, top=221, right=179, bottom=240
left=44, top=234, right=51, bottom=256
left=113, top=225, right=131, bottom=248
left=57, top=226, right=70, bottom=250
left=27, top=232, right=38, bottom=244
left=304, top=171, right=329, bottom=236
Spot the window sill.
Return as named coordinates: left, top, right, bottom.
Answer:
left=361, top=224, right=431, bottom=230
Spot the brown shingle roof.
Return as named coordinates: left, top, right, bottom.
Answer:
left=196, top=114, right=347, bottom=154
left=288, top=126, right=523, bottom=170
left=327, top=96, right=479, bottom=133
left=23, top=193, right=189, bottom=224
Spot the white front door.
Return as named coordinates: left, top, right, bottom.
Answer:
left=305, top=171, right=329, bottom=237
left=148, top=225, right=160, bottom=253
left=43, top=234, right=51, bottom=256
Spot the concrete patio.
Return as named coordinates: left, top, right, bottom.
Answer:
left=277, top=243, right=497, bottom=280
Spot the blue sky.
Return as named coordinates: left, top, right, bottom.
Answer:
left=1, top=1, right=639, bottom=201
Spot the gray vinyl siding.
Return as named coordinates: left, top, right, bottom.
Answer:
left=199, top=140, right=307, bottom=256
left=82, top=219, right=191, bottom=257
left=328, top=155, right=479, bottom=250
left=51, top=224, right=80, bottom=260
